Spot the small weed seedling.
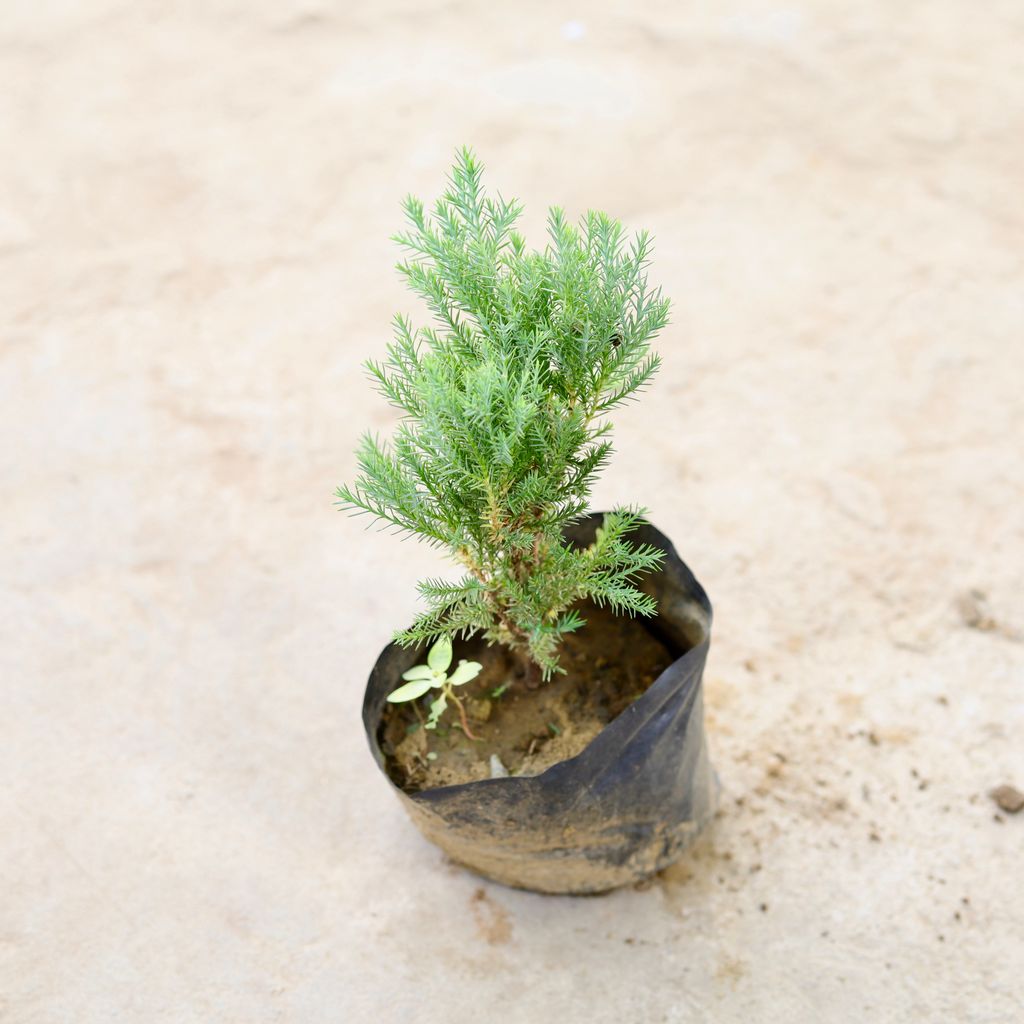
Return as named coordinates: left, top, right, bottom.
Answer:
left=386, top=636, right=482, bottom=738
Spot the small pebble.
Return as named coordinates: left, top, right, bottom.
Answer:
left=489, top=754, right=509, bottom=779
left=467, top=698, right=492, bottom=723
left=990, top=785, right=1024, bottom=814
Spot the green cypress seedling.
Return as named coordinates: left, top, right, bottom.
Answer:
left=337, top=148, right=670, bottom=688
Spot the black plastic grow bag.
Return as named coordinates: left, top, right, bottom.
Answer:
left=362, top=514, right=716, bottom=894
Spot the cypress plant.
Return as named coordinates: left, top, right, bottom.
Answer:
left=337, top=149, right=671, bottom=679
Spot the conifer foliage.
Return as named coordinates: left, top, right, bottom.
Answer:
left=337, top=149, right=671, bottom=677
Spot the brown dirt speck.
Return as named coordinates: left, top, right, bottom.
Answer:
left=957, top=588, right=998, bottom=631
left=470, top=888, right=512, bottom=946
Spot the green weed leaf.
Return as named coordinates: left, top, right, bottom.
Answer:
left=401, top=664, right=434, bottom=681
left=425, top=693, right=448, bottom=729
left=386, top=679, right=433, bottom=703
left=427, top=636, right=453, bottom=674
left=447, top=660, right=482, bottom=686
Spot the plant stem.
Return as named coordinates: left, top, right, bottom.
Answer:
left=449, top=690, right=479, bottom=741
left=513, top=649, right=542, bottom=690
left=461, top=556, right=532, bottom=650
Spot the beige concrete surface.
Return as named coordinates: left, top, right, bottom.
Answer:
left=3, top=2, right=1023, bottom=1021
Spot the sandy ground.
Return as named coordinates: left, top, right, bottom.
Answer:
left=3, top=2, right=1023, bottom=1021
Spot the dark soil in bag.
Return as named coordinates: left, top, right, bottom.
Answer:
left=379, top=601, right=675, bottom=791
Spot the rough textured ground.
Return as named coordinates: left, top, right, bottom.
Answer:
left=2, top=3, right=1022, bottom=1021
